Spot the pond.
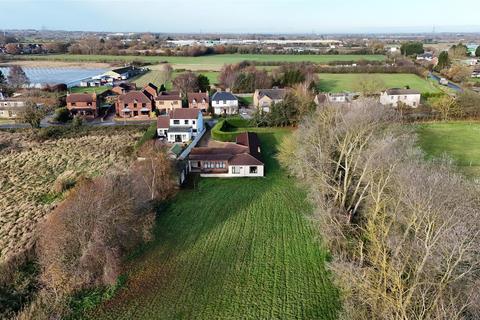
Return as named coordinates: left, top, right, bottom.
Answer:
left=0, top=66, right=108, bottom=87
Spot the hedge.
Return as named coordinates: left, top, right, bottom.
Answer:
left=211, top=117, right=251, bottom=142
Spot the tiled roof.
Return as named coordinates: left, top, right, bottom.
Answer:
left=385, top=88, right=421, bottom=95
left=256, top=88, right=287, bottom=100
left=157, top=116, right=170, bottom=128
left=170, top=108, right=200, bottom=120
left=118, top=91, right=151, bottom=104
left=211, top=91, right=238, bottom=102
left=187, top=92, right=209, bottom=104
left=66, top=93, right=96, bottom=103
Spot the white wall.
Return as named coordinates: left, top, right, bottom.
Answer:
left=167, top=131, right=192, bottom=143
left=380, top=93, right=421, bottom=108
left=200, top=165, right=264, bottom=178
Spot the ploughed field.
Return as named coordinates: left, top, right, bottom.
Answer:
left=317, top=73, right=441, bottom=94
left=417, top=122, right=480, bottom=177
left=86, top=128, right=339, bottom=320
left=11, top=53, right=386, bottom=70
left=0, top=128, right=143, bottom=264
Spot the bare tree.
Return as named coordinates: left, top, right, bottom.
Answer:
left=8, top=65, right=29, bottom=88
left=172, top=71, right=199, bottom=96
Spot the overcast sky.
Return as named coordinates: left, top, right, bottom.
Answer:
left=0, top=0, right=479, bottom=34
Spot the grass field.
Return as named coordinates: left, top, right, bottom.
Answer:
left=12, top=54, right=386, bottom=70
left=0, top=128, right=144, bottom=264
left=132, top=70, right=219, bottom=89
left=86, top=128, right=339, bottom=320
left=417, top=122, right=480, bottom=177
left=317, top=73, right=441, bottom=94
left=69, top=86, right=110, bottom=94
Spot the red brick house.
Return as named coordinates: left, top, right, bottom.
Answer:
left=111, top=82, right=136, bottom=95
left=116, top=91, right=153, bottom=119
left=143, top=83, right=158, bottom=100
left=187, top=92, right=209, bottom=111
left=66, top=93, right=98, bottom=119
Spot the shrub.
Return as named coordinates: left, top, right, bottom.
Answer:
left=211, top=118, right=250, bottom=142
left=51, top=170, right=78, bottom=193
left=54, top=107, right=72, bottom=123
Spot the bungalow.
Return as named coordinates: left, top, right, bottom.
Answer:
left=157, top=108, right=204, bottom=143
left=253, top=88, right=287, bottom=112
left=66, top=93, right=98, bottom=119
left=211, top=91, right=238, bottom=115
left=189, top=132, right=264, bottom=178
left=187, top=92, right=209, bottom=111
left=0, top=93, right=25, bottom=119
left=116, top=91, right=153, bottom=119
left=380, top=88, right=421, bottom=108
left=155, top=91, right=182, bottom=112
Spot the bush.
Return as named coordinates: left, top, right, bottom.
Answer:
left=54, top=107, right=72, bottom=123
left=51, top=170, right=78, bottom=193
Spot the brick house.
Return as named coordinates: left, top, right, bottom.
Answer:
left=155, top=91, right=182, bottom=113
left=116, top=91, right=154, bottom=119
left=187, top=92, right=209, bottom=111
left=66, top=93, right=98, bottom=119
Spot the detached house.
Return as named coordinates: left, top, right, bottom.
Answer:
left=253, top=88, right=287, bottom=112
left=189, top=132, right=264, bottom=178
left=211, top=91, right=238, bottom=115
left=380, top=88, right=421, bottom=108
left=66, top=93, right=98, bottom=119
left=116, top=91, right=153, bottom=119
left=0, top=93, right=25, bottom=119
left=155, top=91, right=182, bottom=112
left=187, top=92, right=209, bottom=111
left=157, top=108, right=204, bottom=143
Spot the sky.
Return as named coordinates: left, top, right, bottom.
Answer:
left=0, top=0, right=479, bottom=34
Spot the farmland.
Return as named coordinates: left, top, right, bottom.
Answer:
left=417, top=122, right=480, bottom=177
left=131, top=69, right=219, bottom=88
left=86, top=128, right=339, bottom=320
left=10, top=53, right=386, bottom=70
left=317, top=73, right=441, bottom=94
left=0, top=127, right=145, bottom=264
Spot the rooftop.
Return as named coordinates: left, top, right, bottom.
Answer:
left=211, top=91, right=238, bottom=102
left=385, top=88, right=421, bottom=95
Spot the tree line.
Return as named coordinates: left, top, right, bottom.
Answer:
left=279, top=101, right=480, bottom=320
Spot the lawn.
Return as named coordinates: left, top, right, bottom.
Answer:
left=12, top=54, right=385, bottom=71
left=417, top=122, right=480, bottom=177
left=86, top=128, right=340, bottom=320
left=317, top=73, right=441, bottom=94
left=69, top=86, right=110, bottom=94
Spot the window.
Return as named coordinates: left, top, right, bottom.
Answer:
left=232, top=167, right=241, bottom=174
left=184, top=120, right=189, bottom=125
left=71, top=102, right=76, bottom=106
left=134, top=103, right=137, bottom=108
left=192, top=120, right=196, bottom=125
left=173, top=101, right=178, bottom=105
left=87, top=102, right=92, bottom=106
left=391, top=96, right=394, bottom=100
left=250, top=166, right=258, bottom=174
left=173, top=120, right=180, bottom=125
left=159, top=101, right=165, bottom=105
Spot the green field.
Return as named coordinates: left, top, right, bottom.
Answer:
left=417, top=122, right=480, bottom=177
left=86, top=128, right=339, bottom=320
left=12, top=53, right=385, bottom=69
left=69, top=86, right=110, bottom=94
left=317, top=73, right=441, bottom=94
left=132, top=70, right=219, bottom=89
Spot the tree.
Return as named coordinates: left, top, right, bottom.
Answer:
left=400, top=42, right=424, bottom=56
left=354, top=75, right=386, bottom=96
left=456, top=91, right=480, bottom=117
left=8, top=65, right=29, bottom=88
left=54, top=107, right=72, bottom=123
left=445, top=64, right=471, bottom=83
left=0, top=70, right=6, bottom=85
left=197, top=74, right=210, bottom=92
left=430, top=95, right=460, bottom=120
left=21, top=101, right=45, bottom=128
left=5, top=43, right=21, bottom=55
left=437, top=51, right=450, bottom=69
left=476, top=46, right=480, bottom=57
left=448, top=43, right=468, bottom=58
left=172, top=71, right=199, bottom=96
